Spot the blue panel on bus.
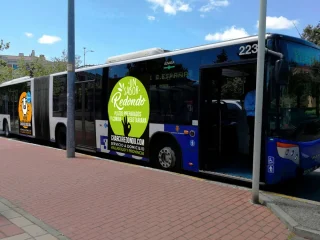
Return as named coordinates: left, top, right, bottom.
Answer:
left=265, top=138, right=299, bottom=185
left=297, top=139, right=320, bottom=173
left=163, top=124, right=199, bottom=172
left=265, top=137, right=320, bottom=184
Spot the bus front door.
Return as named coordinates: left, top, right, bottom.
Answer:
left=75, top=81, right=96, bottom=150
left=199, top=62, right=257, bottom=177
left=199, top=67, right=222, bottom=170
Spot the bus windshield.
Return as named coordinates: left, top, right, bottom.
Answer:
left=272, top=40, right=320, bottom=141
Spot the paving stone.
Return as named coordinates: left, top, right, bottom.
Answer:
left=35, top=234, right=58, bottom=240
left=0, top=216, right=12, bottom=227
left=22, top=225, right=47, bottom=237
left=0, top=203, right=10, bottom=212
left=10, top=217, right=33, bottom=228
left=1, top=210, right=21, bottom=220
left=0, top=233, right=32, bottom=240
left=0, top=224, right=25, bottom=237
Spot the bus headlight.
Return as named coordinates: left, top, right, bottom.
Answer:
left=276, top=142, right=299, bottom=165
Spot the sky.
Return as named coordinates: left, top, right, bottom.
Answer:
left=0, top=0, right=319, bottom=66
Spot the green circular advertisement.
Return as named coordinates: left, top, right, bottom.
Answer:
left=108, top=76, right=150, bottom=138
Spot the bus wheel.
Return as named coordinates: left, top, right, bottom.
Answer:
left=158, top=147, right=176, bottom=169
left=152, top=142, right=181, bottom=171
left=56, top=126, right=66, bottom=150
left=4, top=121, right=10, bottom=138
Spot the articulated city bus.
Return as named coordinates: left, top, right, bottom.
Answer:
left=1, top=33, right=320, bottom=185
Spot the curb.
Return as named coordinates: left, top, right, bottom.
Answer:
left=0, top=197, right=70, bottom=240
left=259, top=193, right=320, bottom=240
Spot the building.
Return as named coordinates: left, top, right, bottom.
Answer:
left=0, top=50, right=47, bottom=69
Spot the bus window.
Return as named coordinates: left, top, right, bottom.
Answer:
left=275, top=40, right=320, bottom=141
left=52, top=75, right=67, bottom=118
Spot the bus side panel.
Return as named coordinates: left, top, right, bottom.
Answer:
left=0, top=86, right=11, bottom=131
left=49, top=75, right=67, bottom=142
left=0, top=115, right=11, bottom=131
left=163, top=124, right=199, bottom=172
left=94, top=121, right=199, bottom=171
left=297, top=139, right=320, bottom=174
left=265, top=138, right=299, bottom=185
left=34, top=76, right=50, bottom=140
left=95, top=119, right=148, bottom=161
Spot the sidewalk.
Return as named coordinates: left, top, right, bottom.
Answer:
left=260, top=192, right=320, bottom=240
left=0, top=198, right=67, bottom=240
left=0, top=137, right=303, bottom=240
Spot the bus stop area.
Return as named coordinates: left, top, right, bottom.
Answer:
left=0, top=137, right=318, bottom=240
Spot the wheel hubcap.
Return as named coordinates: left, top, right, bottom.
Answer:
left=158, top=148, right=173, bottom=168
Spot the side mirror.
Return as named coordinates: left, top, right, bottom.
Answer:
left=275, top=59, right=289, bottom=85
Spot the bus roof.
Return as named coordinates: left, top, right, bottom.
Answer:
left=1, top=33, right=318, bottom=87
left=106, top=47, right=170, bottom=64
left=50, top=33, right=269, bottom=76
left=0, top=76, right=31, bottom=87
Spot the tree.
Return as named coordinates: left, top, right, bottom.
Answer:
left=0, top=66, right=12, bottom=83
left=302, top=21, right=320, bottom=45
left=11, top=50, right=83, bottom=79
left=0, top=41, right=84, bottom=82
left=0, top=39, right=10, bottom=67
left=0, top=39, right=10, bottom=51
left=0, top=39, right=11, bottom=83
left=51, top=50, right=82, bottom=72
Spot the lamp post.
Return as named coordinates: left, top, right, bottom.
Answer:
left=83, top=47, right=94, bottom=67
left=252, top=0, right=267, bottom=204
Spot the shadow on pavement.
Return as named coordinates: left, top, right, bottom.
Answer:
left=265, top=170, right=320, bottom=202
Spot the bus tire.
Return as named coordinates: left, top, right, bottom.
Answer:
left=151, top=135, right=181, bottom=171
left=3, top=120, right=10, bottom=138
left=56, top=125, right=67, bottom=150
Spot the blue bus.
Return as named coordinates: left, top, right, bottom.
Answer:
left=1, top=33, right=319, bottom=185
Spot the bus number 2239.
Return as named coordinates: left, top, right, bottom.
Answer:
left=239, top=43, right=258, bottom=56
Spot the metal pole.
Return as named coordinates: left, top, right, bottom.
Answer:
left=67, top=0, right=75, bottom=158
left=252, top=0, right=267, bottom=204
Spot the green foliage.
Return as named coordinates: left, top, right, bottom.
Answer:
left=0, top=39, right=10, bottom=51
left=0, top=66, right=12, bottom=83
left=1, top=50, right=83, bottom=83
left=0, top=39, right=11, bottom=83
left=0, top=59, right=7, bottom=67
left=51, top=50, right=82, bottom=72
left=302, top=21, right=320, bottom=45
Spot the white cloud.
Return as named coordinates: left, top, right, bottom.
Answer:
left=146, top=0, right=192, bottom=15
left=199, top=0, right=229, bottom=12
left=38, top=35, right=62, bottom=44
left=25, top=32, right=33, bottom=38
left=147, top=15, right=156, bottom=21
left=205, top=26, right=249, bottom=41
left=178, top=3, right=191, bottom=12
left=256, top=16, right=298, bottom=30
left=200, top=14, right=205, bottom=18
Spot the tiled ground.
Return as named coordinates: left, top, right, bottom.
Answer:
left=0, top=137, right=292, bottom=240
left=0, top=203, right=58, bottom=240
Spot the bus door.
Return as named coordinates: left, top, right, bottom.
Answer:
left=199, top=61, right=257, bottom=172
left=199, top=67, right=222, bottom=170
left=75, top=80, right=96, bottom=150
